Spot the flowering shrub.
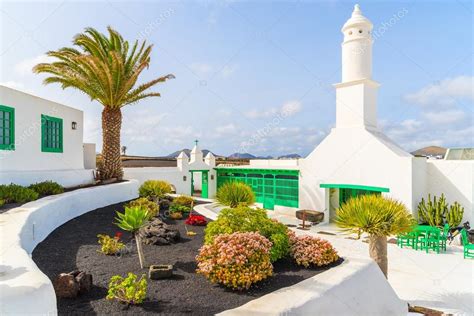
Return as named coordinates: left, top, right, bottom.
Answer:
left=288, top=231, right=339, bottom=267
left=97, top=233, right=125, bottom=255
left=205, top=206, right=290, bottom=262
left=185, top=214, right=207, bottom=226
left=196, top=232, right=273, bottom=290
left=106, top=272, right=147, bottom=305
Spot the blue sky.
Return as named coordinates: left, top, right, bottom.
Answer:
left=1, top=0, right=472, bottom=157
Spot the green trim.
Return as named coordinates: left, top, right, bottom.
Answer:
left=41, top=114, right=63, bottom=153
left=0, top=105, right=15, bottom=150
left=320, top=183, right=389, bottom=193
left=189, top=169, right=211, bottom=172
left=215, top=167, right=299, bottom=176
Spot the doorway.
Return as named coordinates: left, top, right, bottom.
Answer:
left=190, top=170, right=209, bottom=198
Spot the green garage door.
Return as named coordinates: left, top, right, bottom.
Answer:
left=216, top=168, right=299, bottom=210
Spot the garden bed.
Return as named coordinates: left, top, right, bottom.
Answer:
left=33, top=201, right=342, bottom=315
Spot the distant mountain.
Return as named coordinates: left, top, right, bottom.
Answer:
left=411, top=146, right=446, bottom=158
left=278, top=153, right=301, bottom=159
left=167, top=148, right=219, bottom=158
left=227, top=153, right=256, bottom=159
left=257, top=155, right=274, bottom=159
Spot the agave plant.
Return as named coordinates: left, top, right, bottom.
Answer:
left=115, top=206, right=149, bottom=268
left=335, top=194, right=416, bottom=278
left=33, top=27, right=174, bottom=180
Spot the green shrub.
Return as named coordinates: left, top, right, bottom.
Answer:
left=106, top=272, right=147, bottom=305
left=125, top=198, right=159, bottom=219
left=169, top=195, right=194, bottom=213
left=0, top=184, right=39, bottom=204
left=97, top=233, right=125, bottom=255
left=196, top=232, right=273, bottom=290
left=0, top=199, right=4, bottom=207
left=28, top=181, right=64, bottom=196
left=216, top=181, right=255, bottom=208
left=138, top=180, right=172, bottom=200
left=169, top=204, right=190, bottom=214
left=204, top=206, right=290, bottom=262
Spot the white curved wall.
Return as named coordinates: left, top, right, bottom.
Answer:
left=219, top=258, right=407, bottom=316
left=0, top=180, right=139, bottom=315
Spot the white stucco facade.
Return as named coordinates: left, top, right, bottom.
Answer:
left=0, top=85, right=95, bottom=187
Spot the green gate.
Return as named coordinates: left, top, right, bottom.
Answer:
left=216, top=168, right=299, bottom=210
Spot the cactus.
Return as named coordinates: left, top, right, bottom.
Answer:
left=446, top=202, right=464, bottom=228
left=417, top=194, right=447, bottom=227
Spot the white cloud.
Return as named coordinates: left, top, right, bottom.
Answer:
left=221, top=64, right=238, bottom=78
left=215, top=123, right=237, bottom=135
left=422, top=110, right=466, bottom=125
left=15, top=55, right=52, bottom=76
left=189, top=62, right=213, bottom=76
left=404, top=76, right=474, bottom=108
left=245, top=100, right=302, bottom=119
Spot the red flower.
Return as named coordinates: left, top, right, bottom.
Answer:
left=115, top=232, right=123, bottom=239
left=185, top=215, right=207, bottom=226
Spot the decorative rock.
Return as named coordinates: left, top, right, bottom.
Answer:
left=296, top=210, right=324, bottom=224
left=139, top=218, right=181, bottom=245
left=149, top=264, right=173, bottom=280
left=53, top=270, right=92, bottom=298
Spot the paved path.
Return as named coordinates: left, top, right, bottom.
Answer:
left=196, top=203, right=474, bottom=315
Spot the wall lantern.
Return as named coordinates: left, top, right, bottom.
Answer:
left=210, top=175, right=214, bottom=180
left=183, top=176, right=187, bottom=181
left=71, top=121, right=77, bottom=130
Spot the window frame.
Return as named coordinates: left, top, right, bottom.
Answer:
left=0, top=105, right=15, bottom=151
left=41, top=114, right=63, bottom=153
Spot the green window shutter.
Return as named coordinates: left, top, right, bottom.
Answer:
left=41, top=114, right=63, bottom=153
left=0, top=105, right=15, bottom=151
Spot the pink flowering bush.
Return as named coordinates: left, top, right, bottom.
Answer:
left=288, top=230, right=339, bottom=267
left=196, top=232, right=273, bottom=290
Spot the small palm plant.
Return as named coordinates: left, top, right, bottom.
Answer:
left=335, top=194, right=416, bottom=278
left=115, top=206, right=149, bottom=268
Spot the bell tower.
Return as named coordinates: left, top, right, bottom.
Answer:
left=335, top=4, right=379, bottom=130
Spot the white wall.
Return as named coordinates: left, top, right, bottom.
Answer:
left=299, top=127, right=415, bottom=221
left=219, top=258, right=407, bottom=316
left=0, top=86, right=94, bottom=187
left=0, top=180, right=139, bottom=315
left=124, top=167, right=218, bottom=198
left=425, top=160, right=474, bottom=223
left=83, top=143, right=96, bottom=169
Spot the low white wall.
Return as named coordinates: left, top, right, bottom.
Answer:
left=83, top=143, right=96, bottom=170
left=426, top=160, right=474, bottom=223
left=219, top=258, right=407, bottom=316
left=0, top=169, right=94, bottom=188
left=124, top=167, right=191, bottom=195
left=0, top=180, right=139, bottom=315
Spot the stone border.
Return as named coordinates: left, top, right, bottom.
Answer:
left=0, top=180, right=139, bottom=315
left=194, top=204, right=408, bottom=316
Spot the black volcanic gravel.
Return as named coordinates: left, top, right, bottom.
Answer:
left=33, top=202, right=341, bottom=315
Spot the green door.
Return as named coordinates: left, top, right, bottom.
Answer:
left=190, top=172, right=194, bottom=195
left=263, top=174, right=275, bottom=210
left=201, top=171, right=209, bottom=198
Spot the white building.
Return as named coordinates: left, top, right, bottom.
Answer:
left=124, top=5, right=473, bottom=224
left=0, top=85, right=95, bottom=187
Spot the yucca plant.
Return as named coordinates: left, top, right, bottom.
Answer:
left=115, top=206, right=149, bottom=268
left=33, top=27, right=174, bottom=180
left=335, top=194, right=416, bottom=278
left=216, top=181, right=255, bottom=208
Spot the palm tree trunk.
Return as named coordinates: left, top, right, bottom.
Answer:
left=135, top=233, right=146, bottom=269
left=368, top=235, right=388, bottom=278
left=100, top=108, right=123, bottom=180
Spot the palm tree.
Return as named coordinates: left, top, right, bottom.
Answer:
left=334, top=194, right=416, bottom=278
left=121, top=145, right=127, bottom=156
left=33, top=27, right=174, bottom=180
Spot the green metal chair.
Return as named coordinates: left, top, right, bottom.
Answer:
left=461, top=229, right=474, bottom=259
left=440, top=224, right=450, bottom=251
left=397, top=231, right=417, bottom=249
left=420, top=227, right=442, bottom=254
